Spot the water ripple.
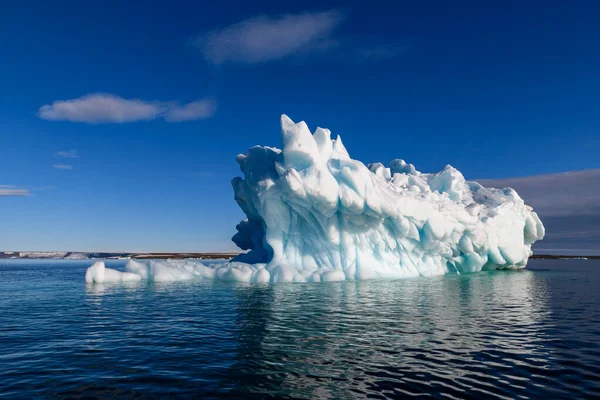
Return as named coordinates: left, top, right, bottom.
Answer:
left=0, top=259, right=599, bottom=398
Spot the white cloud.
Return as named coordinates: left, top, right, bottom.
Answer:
left=53, top=164, right=73, bottom=170
left=56, top=150, right=78, bottom=158
left=0, top=186, right=30, bottom=196
left=192, top=11, right=343, bottom=64
left=39, top=94, right=216, bottom=124
left=40, top=94, right=158, bottom=123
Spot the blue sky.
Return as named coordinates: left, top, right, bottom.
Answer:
left=1, top=0, right=599, bottom=252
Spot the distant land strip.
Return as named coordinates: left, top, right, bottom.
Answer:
left=1, top=251, right=598, bottom=260
left=0, top=251, right=239, bottom=260
left=529, top=254, right=599, bottom=260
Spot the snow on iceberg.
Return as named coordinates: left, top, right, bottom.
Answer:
left=86, top=115, right=544, bottom=284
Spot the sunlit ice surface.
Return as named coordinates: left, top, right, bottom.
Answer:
left=86, top=115, right=544, bottom=284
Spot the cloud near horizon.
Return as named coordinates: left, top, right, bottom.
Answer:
left=478, top=169, right=600, bottom=217
left=39, top=94, right=216, bottom=124
left=0, top=186, right=31, bottom=196
left=192, top=10, right=408, bottom=64
left=479, top=169, right=600, bottom=252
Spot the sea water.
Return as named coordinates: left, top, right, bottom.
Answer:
left=1, top=259, right=599, bottom=398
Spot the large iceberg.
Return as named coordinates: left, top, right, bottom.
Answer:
left=86, top=115, right=544, bottom=284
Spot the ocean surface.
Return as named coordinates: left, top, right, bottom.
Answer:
left=1, top=259, right=599, bottom=399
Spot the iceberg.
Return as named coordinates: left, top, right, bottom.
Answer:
left=86, top=115, right=544, bottom=284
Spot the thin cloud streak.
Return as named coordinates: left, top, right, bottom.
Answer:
left=0, top=186, right=31, bottom=196
left=56, top=150, right=78, bottom=158
left=39, top=94, right=216, bottom=124
left=53, top=164, right=73, bottom=170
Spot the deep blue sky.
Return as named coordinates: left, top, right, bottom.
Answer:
left=1, top=0, right=599, bottom=252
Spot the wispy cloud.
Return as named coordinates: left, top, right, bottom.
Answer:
left=39, top=94, right=217, bottom=124
left=164, top=99, right=217, bottom=122
left=479, top=169, right=600, bottom=252
left=192, top=10, right=411, bottom=65
left=56, top=150, right=78, bottom=158
left=53, top=164, right=73, bottom=170
left=193, top=10, right=343, bottom=64
left=0, top=186, right=31, bottom=196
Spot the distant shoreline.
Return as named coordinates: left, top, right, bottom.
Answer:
left=1, top=251, right=598, bottom=260
left=0, top=251, right=239, bottom=260
left=529, top=254, right=598, bottom=260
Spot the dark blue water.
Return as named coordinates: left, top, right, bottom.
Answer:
left=1, top=259, right=599, bottom=399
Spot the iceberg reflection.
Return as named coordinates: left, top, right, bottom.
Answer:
left=227, top=271, right=552, bottom=398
